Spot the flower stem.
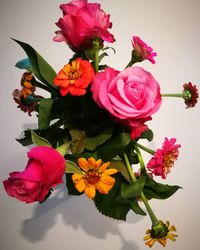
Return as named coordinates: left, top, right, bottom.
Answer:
left=123, top=151, right=159, bottom=225
left=161, top=93, right=183, bottom=98
left=134, top=142, right=155, bottom=155
left=140, top=193, right=159, bottom=225
left=123, top=153, right=137, bottom=182
left=134, top=146, right=145, bottom=172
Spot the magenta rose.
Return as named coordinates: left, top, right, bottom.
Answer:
left=3, top=146, right=66, bottom=203
left=91, top=66, right=162, bottom=139
left=53, top=0, right=115, bottom=51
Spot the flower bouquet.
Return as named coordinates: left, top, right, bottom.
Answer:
left=3, top=0, right=199, bottom=248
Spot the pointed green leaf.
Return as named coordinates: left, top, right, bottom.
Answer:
left=93, top=174, right=131, bottom=221
left=97, top=133, right=131, bottom=161
left=38, top=98, right=54, bottom=130
left=69, top=129, right=86, bottom=154
left=13, top=39, right=57, bottom=88
left=65, top=160, right=83, bottom=175
left=85, top=127, right=113, bottom=151
left=109, top=160, right=131, bottom=183
left=127, top=199, right=146, bottom=215
left=31, top=130, right=51, bottom=147
left=56, top=141, right=71, bottom=156
left=143, top=174, right=181, bottom=200
left=140, top=129, right=154, bottom=141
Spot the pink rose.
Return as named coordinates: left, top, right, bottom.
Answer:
left=3, top=146, right=66, bottom=203
left=91, top=66, right=162, bottom=139
left=53, top=0, right=115, bottom=51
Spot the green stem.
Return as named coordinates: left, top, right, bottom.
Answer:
left=161, top=93, right=183, bottom=98
left=125, top=60, right=134, bottom=69
left=134, top=146, right=145, bottom=172
left=94, top=49, right=99, bottom=73
left=123, top=153, right=137, bottom=182
left=123, top=151, right=159, bottom=225
left=140, top=193, right=159, bottom=225
left=135, top=142, right=155, bottom=155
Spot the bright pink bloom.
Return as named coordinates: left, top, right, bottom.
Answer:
left=53, top=0, right=115, bottom=51
left=3, top=146, right=66, bottom=203
left=132, top=36, right=157, bottom=64
left=91, top=66, right=162, bottom=139
left=147, top=138, right=181, bottom=179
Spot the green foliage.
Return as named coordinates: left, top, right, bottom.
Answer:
left=13, top=39, right=57, bottom=88
left=109, top=160, right=131, bottom=183
left=143, top=174, right=181, bottom=200
left=38, top=98, right=54, bottom=130
left=31, top=130, right=52, bottom=147
left=65, top=160, right=83, bottom=175
left=140, top=129, right=154, bottom=141
left=69, top=129, right=86, bottom=154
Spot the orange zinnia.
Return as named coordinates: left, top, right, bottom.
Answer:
left=54, top=58, right=95, bottom=96
left=72, top=157, right=118, bottom=199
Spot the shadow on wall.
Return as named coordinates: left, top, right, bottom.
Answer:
left=20, top=186, right=143, bottom=250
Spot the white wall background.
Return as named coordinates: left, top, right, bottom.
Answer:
left=0, top=1, right=200, bottom=250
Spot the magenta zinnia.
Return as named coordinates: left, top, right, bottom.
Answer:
left=132, top=36, right=157, bottom=64
left=147, top=138, right=181, bottom=179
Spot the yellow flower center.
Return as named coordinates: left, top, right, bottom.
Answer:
left=63, top=60, right=81, bottom=84
left=85, top=171, right=100, bottom=185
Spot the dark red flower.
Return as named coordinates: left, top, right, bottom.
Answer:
left=183, top=82, right=199, bottom=108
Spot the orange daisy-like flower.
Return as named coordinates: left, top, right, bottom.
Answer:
left=144, top=220, right=177, bottom=248
left=72, top=157, right=118, bottom=199
left=54, top=58, right=95, bottom=96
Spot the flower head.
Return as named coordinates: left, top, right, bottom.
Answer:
left=147, top=138, right=181, bottom=179
left=3, top=146, right=66, bottom=203
left=54, top=58, right=95, bottom=96
left=91, top=66, right=161, bottom=140
left=183, top=82, right=199, bottom=108
left=132, top=36, right=157, bottom=64
left=12, top=72, right=42, bottom=116
left=144, top=220, right=177, bottom=248
left=72, top=157, right=118, bottom=199
left=53, top=0, right=115, bottom=51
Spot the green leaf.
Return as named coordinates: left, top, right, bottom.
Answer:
left=65, top=160, right=83, bottom=175
left=85, top=127, right=113, bottom=151
left=109, top=160, right=131, bottom=183
left=65, top=173, right=83, bottom=196
left=140, top=129, right=154, bottom=141
left=38, top=98, right=54, bottom=130
left=69, top=129, right=86, bottom=154
left=121, top=175, right=146, bottom=199
left=16, top=130, right=33, bottom=146
left=97, top=133, right=131, bottom=161
left=127, top=199, right=146, bottom=215
left=93, top=174, right=131, bottom=221
left=143, top=174, right=181, bottom=200
left=13, top=39, right=57, bottom=88
left=56, top=141, right=71, bottom=156
left=31, top=130, right=51, bottom=147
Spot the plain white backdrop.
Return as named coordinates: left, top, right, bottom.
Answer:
left=0, top=1, right=200, bottom=250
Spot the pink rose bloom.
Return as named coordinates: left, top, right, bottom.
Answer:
left=53, top=0, right=115, bottom=51
left=132, top=36, right=157, bottom=64
left=3, top=146, right=66, bottom=203
left=91, top=66, right=162, bottom=139
left=147, top=138, right=181, bottom=179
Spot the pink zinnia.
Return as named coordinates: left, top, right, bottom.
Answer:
left=132, top=36, right=157, bottom=64
left=147, top=138, right=181, bottom=179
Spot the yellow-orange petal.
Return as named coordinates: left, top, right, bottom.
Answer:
left=78, top=158, right=90, bottom=171
left=75, top=178, right=86, bottom=193
left=103, top=168, right=118, bottom=176
left=101, top=174, right=115, bottom=185
left=87, top=157, right=97, bottom=169
left=99, top=161, right=110, bottom=172
left=72, top=173, right=82, bottom=183
left=145, top=238, right=156, bottom=248
left=95, top=159, right=103, bottom=169
left=167, top=233, right=177, bottom=241
left=169, top=225, right=177, bottom=231
left=143, top=234, right=151, bottom=241
left=96, top=180, right=114, bottom=194
left=158, top=238, right=167, bottom=247
left=84, top=185, right=96, bottom=199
